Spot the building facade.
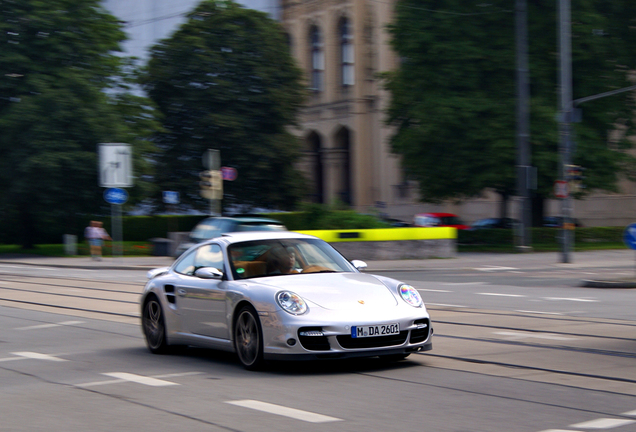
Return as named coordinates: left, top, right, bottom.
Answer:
left=281, top=0, right=416, bottom=215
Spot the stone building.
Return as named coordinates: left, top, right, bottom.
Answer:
left=281, top=0, right=414, bottom=213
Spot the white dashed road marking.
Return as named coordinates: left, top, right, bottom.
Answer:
left=623, top=410, right=636, bottom=416
left=475, top=266, right=518, bottom=272
left=76, top=372, right=202, bottom=388
left=539, top=430, right=581, bottom=432
left=101, top=372, right=179, bottom=387
left=543, top=297, right=598, bottom=302
left=426, top=303, right=467, bottom=308
left=12, top=352, right=67, bottom=362
left=442, top=282, right=486, bottom=285
left=225, top=400, right=342, bottom=423
left=16, top=321, right=84, bottom=330
left=494, top=331, right=577, bottom=341
left=516, top=310, right=563, bottom=315
left=569, top=418, right=636, bottom=429
left=478, top=292, right=526, bottom=298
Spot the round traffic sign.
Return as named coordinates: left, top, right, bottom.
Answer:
left=623, top=223, right=636, bottom=250
left=104, top=188, right=128, bottom=205
left=221, top=166, right=238, bottom=181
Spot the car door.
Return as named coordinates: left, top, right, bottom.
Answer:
left=174, top=243, right=229, bottom=340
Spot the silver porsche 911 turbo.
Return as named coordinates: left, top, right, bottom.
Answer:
left=141, top=231, right=433, bottom=369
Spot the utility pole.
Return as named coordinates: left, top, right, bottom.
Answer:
left=558, top=0, right=573, bottom=263
left=516, top=0, right=532, bottom=250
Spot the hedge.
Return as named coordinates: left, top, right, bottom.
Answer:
left=458, top=227, right=626, bottom=247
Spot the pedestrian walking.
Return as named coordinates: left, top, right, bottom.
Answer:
left=84, top=221, right=111, bottom=260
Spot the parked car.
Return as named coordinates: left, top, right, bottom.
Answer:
left=173, top=216, right=286, bottom=257
left=141, top=231, right=433, bottom=369
left=542, top=216, right=583, bottom=228
left=413, top=213, right=469, bottom=230
left=469, top=218, right=520, bottom=230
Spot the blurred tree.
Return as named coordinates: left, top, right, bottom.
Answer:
left=0, top=0, right=160, bottom=248
left=140, top=0, right=306, bottom=213
left=385, top=0, right=636, bottom=223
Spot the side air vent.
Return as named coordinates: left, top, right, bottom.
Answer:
left=164, top=285, right=176, bottom=304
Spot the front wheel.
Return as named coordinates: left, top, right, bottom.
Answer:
left=142, top=296, right=169, bottom=354
left=234, top=306, right=264, bottom=370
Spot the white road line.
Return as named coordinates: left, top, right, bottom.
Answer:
left=426, top=303, right=467, bottom=308
left=76, top=379, right=127, bottom=388
left=475, top=266, right=518, bottom=272
left=570, top=418, right=636, bottom=429
left=12, top=352, right=67, bottom=362
left=153, top=372, right=203, bottom=379
left=543, top=297, right=598, bottom=303
left=417, top=288, right=452, bottom=293
left=623, top=410, right=636, bottom=416
left=77, top=372, right=202, bottom=388
left=225, top=400, right=342, bottom=423
left=442, top=282, right=486, bottom=286
left=16, top=320, right=84, bottom=330
left=102, top=372, right=179, bottom=387
left=0, top=356, right=24, bottom=362
left=478, top=292, right=526, bottom=298
left=516, top=310, right=563, bottom=316
left=539, top=430, right=582, bottom=432
left=494, top=331, right=576, bottom=341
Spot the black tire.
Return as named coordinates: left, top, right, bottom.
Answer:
left=234, top=305, right=264, bottom=370
left=142, top=295, right=169, bottom=354
left=379, top=353, right=410, bottom=362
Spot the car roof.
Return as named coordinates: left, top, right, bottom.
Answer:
left=199, top=216, right=285, bottom=224
left=416, top=212, right=458, bottom=217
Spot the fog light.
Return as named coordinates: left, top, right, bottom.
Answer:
left=299, top=330, right=324, bottom=337
left=287, top=338, right=297, bottom=346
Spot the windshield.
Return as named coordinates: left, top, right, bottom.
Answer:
left=229, top=238, right=354, bottom=279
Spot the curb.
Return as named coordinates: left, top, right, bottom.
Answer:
left=580, top=279, right=636, bottom=289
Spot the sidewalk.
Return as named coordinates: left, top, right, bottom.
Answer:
left=1, top=249, right=635, bottom=275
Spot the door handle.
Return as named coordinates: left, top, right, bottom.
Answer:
left=177, top=289, right=187, bottom=296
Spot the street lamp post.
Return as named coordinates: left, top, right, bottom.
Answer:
left=558, top=0, right=574, bottom=263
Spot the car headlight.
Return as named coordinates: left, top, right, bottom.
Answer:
left=276, top=291, right=308, bottom=315
left=399, top=284, right=422, bottom=307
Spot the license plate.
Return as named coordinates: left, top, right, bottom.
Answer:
left=351, top=323, right=399, bottom=338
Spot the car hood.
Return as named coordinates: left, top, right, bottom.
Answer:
left=256, top=273, right=398, bottom=310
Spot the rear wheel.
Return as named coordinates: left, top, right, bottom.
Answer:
left=234, top=306, right=264, bottom=370
left=142, top=296, right=169, bottom=354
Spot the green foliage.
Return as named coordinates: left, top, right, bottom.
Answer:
left=458, top=227, right=626, bottom=250
left=141, top=0, right=307, bottom=213
left=385, top=0, right=636, bottom=203
left=98, top=215, right=208, bottom=242
left=261, top=206, right=390, bottom=230
left=0, top=0, right=161, bottom=248
left=0, top=242, right=153, bottom=257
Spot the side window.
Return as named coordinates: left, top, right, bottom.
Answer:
left=194, top=244, right=224, bottom=272
left=174, top=250, right=196, bottom=276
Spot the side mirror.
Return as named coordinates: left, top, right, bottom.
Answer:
left=351, top=260, right=367, bottom=271
left=194, top=267, right=224, bottom=280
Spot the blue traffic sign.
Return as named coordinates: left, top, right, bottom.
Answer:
left=104, top=188, right=128, bottom=205
left=623, top=224, right=636, bottom=250
left=163, top=191, right=180, bottom=205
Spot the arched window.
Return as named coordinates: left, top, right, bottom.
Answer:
left=340, top=18, right=354, bottom=87
left=309, top=25, right=324, bottom=92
